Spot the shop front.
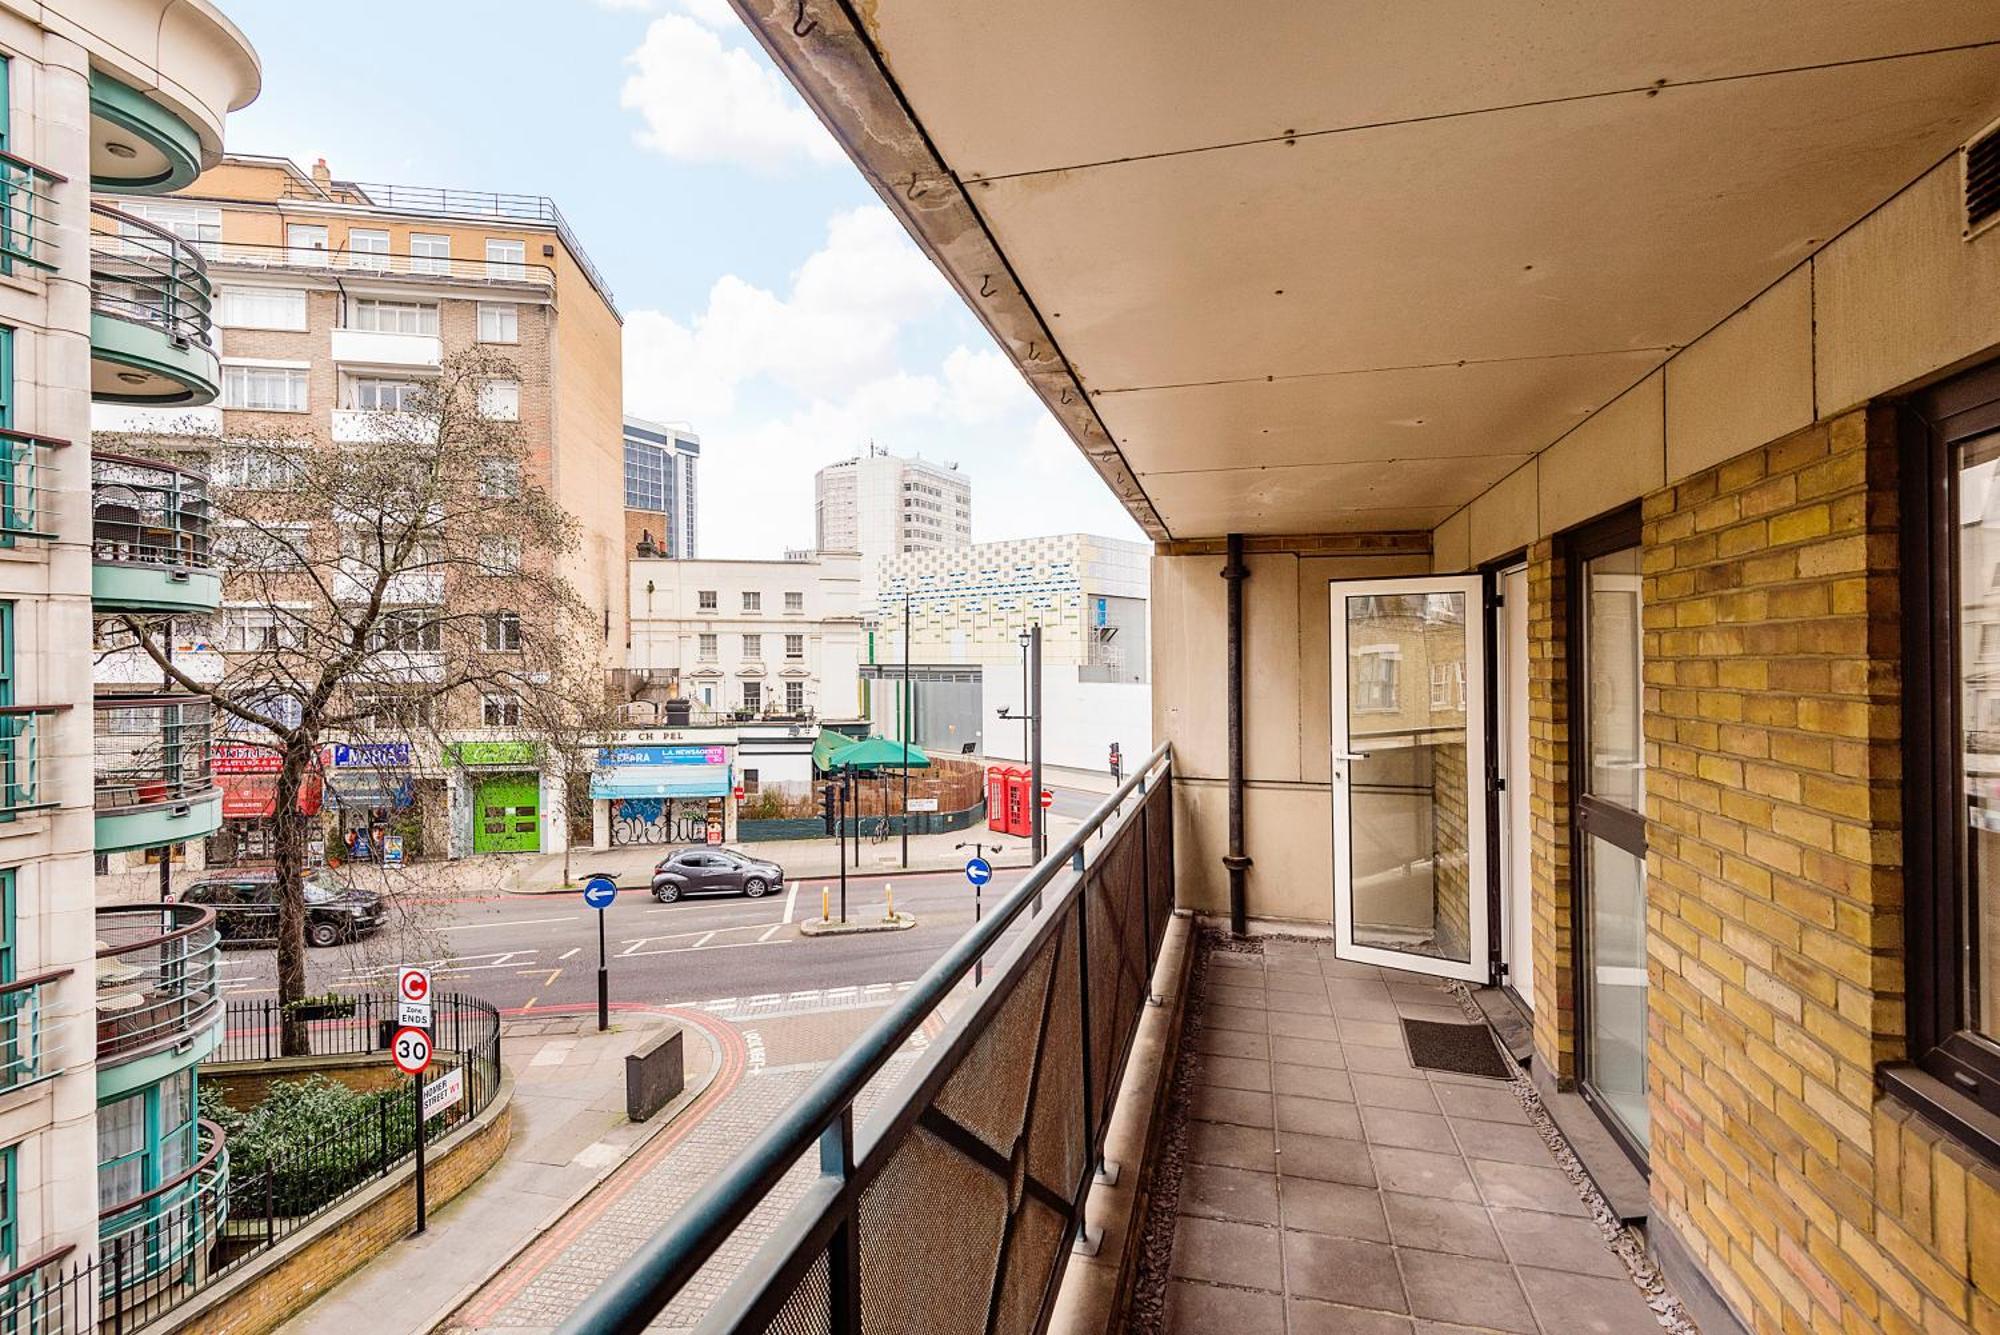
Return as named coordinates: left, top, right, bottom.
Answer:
left=590, top=743, right=734, bottom=850
left=444, top=741, right=552, bottom=857
left=205, top=743, right=323, bottom=867
left=324, top=742, right=446, bottom=865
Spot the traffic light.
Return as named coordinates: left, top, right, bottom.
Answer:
left=1109, top=742, right=1122, bottom=782
left=820, top=782, right=839, bottom=836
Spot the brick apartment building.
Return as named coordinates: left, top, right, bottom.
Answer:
left=93, top=153, right=625, bottom=861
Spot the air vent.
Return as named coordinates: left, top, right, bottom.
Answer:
left=1967, top=117, right=2000, bottom=239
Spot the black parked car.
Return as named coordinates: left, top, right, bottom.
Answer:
left=177, top=870, right=386, bottom=948
left=651, top=848, right=785, bottom=903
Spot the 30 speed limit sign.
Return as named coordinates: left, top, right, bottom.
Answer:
left=390, top=1026, right=434, bottom=1076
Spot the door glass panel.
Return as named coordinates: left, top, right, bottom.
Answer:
left=1343, top=591, right=1472, bottom=964
left=1583, top=835, right=1649, bottom=1146
left=1958, top=433, right=2000, bottom=1037
left=1586, top=548, right=1645, bottom=810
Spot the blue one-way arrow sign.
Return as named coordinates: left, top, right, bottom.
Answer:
left=582, top=876, right=618, bottom=910
left=964, top=857, right=993, bottom=887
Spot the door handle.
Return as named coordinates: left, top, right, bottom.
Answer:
left=1336, top=751, right=1370, bottom=762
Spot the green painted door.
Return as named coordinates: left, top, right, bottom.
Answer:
left=472, top=774, right=540, bottom=854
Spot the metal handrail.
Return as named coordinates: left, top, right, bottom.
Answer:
left=0, top=708, right=56, bottom=815
left=0, top=967, right=74, bottom=1090
left=274, top=175, right=615, bottom=308
left=90, top=452, right=213, bottom=571
left=557, top=740, right=1173, bottom=1335
left=0, top=1244, right=75, bottom=1294
left=200, top=238, right=557, bottom=288
left=97, top=1120, right=226, bottom=1223
left=0, top=149, right=63, bottom=274
left=94, top=906, right=222, bottom=1066
left=88, top=202, right=215, bottom=352
left=0, top=425, right=67, bottom=541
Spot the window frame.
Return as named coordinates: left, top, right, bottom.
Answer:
left=477, top=302, right=519, bottom=344
left=1562, top=502, right=1651, bottom=1170
left=1893, top=358, right=2000, bottom=1159
left=476, top=378, right=520, bottom=422
left=410, top=232, right=450, bottom=274
left=345, top=227, right=390, bottom=270
left=221, top=363, right=309, bottom=413
left=218, top=285, right=308, bottom=332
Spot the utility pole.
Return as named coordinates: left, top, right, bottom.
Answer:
left=1029, top=621, right=1044, bottom=863
left=901, top=589, right=911, bottom=869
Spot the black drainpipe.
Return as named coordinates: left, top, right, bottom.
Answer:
left=1222, top=533, right=1251, bottom=937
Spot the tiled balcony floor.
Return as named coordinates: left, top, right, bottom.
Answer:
left=1158, top=938, right=1667, bottom=1335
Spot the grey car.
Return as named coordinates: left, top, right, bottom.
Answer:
left=651, top=847, right=785, bottom=903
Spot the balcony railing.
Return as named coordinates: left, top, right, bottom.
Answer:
left=200, top=238, right=557, bottom=288
left=0, top=967, right=74, bottom=1091
left=274, top=174, right=614, bottom=308
left=0, top=149, right=64, bottom=274
left=99, top=1119, right=227, bottom=1303
left=92, top=453, right=213, bottom=573
left=0, top=426, right=67, bottom=542
left=94, top=904, right=222, bottom=1065
left=89, top=204, right=215, bottom=355
left=0, top=705, right=62, bottom=817
left=94, top=695, right=216, bottom=813
left=558, top=742, right=1175, bottom=1335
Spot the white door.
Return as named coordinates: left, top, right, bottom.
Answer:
left=1330, top=576, right=1489, bottom=981
left=1498, top=565, right=1533, bottom=1005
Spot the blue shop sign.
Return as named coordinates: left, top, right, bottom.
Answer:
left=333, top=742, right=414, bottom=768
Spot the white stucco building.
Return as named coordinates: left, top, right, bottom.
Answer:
left=627, top=553, right=864, bottom=722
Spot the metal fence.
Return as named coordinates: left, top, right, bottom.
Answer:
left=0, top=147, right=63, bottom=274
left=89, top=203, right=216, bottom=354
left=93, top=695, right=217, bottom=813
left=213, top=990, right=496, bottom=1065
left=559, top=742, right=1175, bottom=1335
left=0, top=993, right=501, bottom=1335
left=91, top=452, right=213, bottom=573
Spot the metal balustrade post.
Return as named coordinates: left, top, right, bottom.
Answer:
left=822, top=1107, right=860, bottom=1335
left=1072, top=868, right=1101, bottom=1257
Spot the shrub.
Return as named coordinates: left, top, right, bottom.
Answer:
left=204, top=1074, right=428, bottom=1217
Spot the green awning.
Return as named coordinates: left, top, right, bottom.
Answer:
left=811, top=728, right=853, bottom=772
left=825, top=737, right=932, bottom=770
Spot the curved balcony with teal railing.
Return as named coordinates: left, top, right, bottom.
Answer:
left=93, top=696, right=222, bottom=856
left=97, top=1118, right=228, bottom=1309
left=94, top=903, right=222, bottom=1088
left=89, top=202, right=217, bottom=405
left=91, top=453, right=218, bottom=614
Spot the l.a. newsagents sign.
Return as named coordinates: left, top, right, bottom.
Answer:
left=590, top=744, right=731, bottom=799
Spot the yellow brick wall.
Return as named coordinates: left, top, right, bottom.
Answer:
left=1637, top=404, right=2000, bottom=1332
left=1528, top=540, right=1575, bottom=1082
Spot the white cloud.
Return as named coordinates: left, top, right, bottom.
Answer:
left=673, top=0, right=740, bottom=28
left=624, top=207, right=1144, bottom=558
left=591, top=0, right=655, bottom=10
left=620, top=13, right=843, bottom=170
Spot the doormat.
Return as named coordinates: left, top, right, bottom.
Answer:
left=1402, top=1018, right=1511, bottom=1080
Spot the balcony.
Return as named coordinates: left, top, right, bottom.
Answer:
left=94, top=904, right=222, bottom=1073
left=0, top=967, right=75, bottom=1092
left=329, top=327, right=443, bottom=370
left=0, top=706, right=61, bottom=820
left=0, top=149, right=64, bottom=274
left=204, top=239, right=556, bottom=291
left=330, top=409, right=440, bottom=445
left=0, top=427, right=68, bottom=544
left=91, top=454, right=219, bottom=614
left=97, top=1119, right=228, bottom=1306
left=89, top=203, right=218, bottom=405
left=93, top=695, right=221, bottom=854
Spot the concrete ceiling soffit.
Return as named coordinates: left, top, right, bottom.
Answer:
left=727, top=0, right=1169, bottom=540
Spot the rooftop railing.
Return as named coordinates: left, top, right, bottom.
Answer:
left=558, top=741, right=1175, bottom=1335
left=201, top=238, right=557, bottom=289
left=89, top=203, right=215, bottom=355
left=275, top=175, right=616, bottom=310
left=91, top=452, right=213, bottom=573
left=0, top=148, right=65, bottom=274
left=94, top=903, right=222, bottom=1065
left=94, top=694, right=216, bottom=813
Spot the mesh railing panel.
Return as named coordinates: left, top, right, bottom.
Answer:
left=758, top=1250, right=832, bottom=1335
left=989, top=1194, right=1069, bottom=1335
left=1145, top=781, right=1173, bottom=957
left=931, top=936, right=1055, bottom=1159
left=1023, top=907, right=1086, bottom=1197
left=856, top=1123, right=1008, bottom=1335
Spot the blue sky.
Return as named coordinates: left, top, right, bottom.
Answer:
left=222, top=0, right=1144, bottom=558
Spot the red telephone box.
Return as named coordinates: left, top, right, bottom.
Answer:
left=1004, top=768, right=1033, bottom=837
left=986, top=766, right=1008, bottom=833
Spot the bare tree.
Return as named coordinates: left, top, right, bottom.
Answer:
left=109, top=349, right=600, bottom=1054
left=514, top=684, right=621, bottom=888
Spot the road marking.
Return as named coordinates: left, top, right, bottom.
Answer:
left=558, top=947, right=581, bottom=961
left=443, top=916, right=579, bottom=931
left=782, top=880, right=798, bottom=923
left=691, top=931, right=715, bottom=949
left=521, top=995, right=538, bottom=1011
left=519, top=968, right=561, bottom=989
left=758, top=923, right=783, bottom=942
left=743, top=1030, right=766, bottom=1074
left=616, top=939, right=791, bottom=960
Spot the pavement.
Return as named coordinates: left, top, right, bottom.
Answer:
left=282, top=1003, right=732, bottom=1335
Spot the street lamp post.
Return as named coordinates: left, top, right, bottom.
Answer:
left=901, top=589, right=911, bottom=869
left=1028, top=622, right=1043, bottom=862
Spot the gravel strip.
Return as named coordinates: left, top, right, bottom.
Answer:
left=1122, top=928, right=1260, bottom=1335
left=1441, top=979, right=1697, bottom=1334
